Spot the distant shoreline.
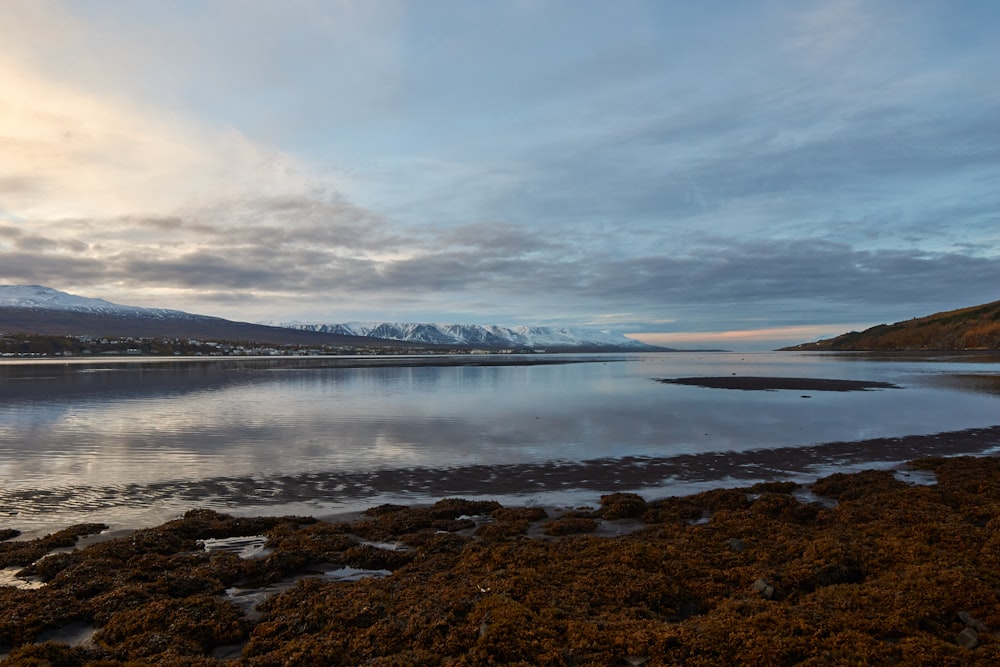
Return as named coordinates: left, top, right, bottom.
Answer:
left=0, top=352, right=625, bottom=367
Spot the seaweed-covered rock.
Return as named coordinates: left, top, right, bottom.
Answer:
left=0, top=587, right=85, bottom=647
left=811, top=469, right=907, bottom=501
left=0, top=523, right=107, bottom=568
left=475, top=520, right=531, bottom=539
left=749, top=480, right=799, bottom=494
left=94, top=594, right=249, bottom=657
left=749, top=492, right=823, bottom=523
left=5, top=457, right=1000, bottom=665
left=644, top=487, right=752, bottom=524
left=160, top=508, right=316, bottom=540
left=1, top=640, right=110, bottom=665
left=491, top=506, right=549, bottom=523
left=543, top=517, right=598, bottom=536
left=342, top=543, right=414, bottom=571
left=477, top=506, right=550, bottom=539
left=427, top=498, right=503, bottom=520
left=349, top=499, right=501, bottom=546
left=88, top=584, right=156, bottom=626
left=598, top=492, right=647, bottom=519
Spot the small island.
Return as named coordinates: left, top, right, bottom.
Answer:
left=656, top=376, right=899, bottom=392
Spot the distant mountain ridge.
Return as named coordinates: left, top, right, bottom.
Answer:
left=0, top=285, right=401, bottom=348
left=0, top=284, right=195, bottom=319
left=782, top=300, right=1000, bottom=351
left=0, top=285, right=666, bottom=352
left=284, top=322, right=662, bottom=351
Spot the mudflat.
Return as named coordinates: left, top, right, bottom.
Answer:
left=3, top=451, right=1000, bottom=664
left=656, top=376, right=900, bottom=391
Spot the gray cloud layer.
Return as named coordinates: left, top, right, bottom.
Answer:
left=5, top=202, right=998, bottom=333
left=2, top=1, right=999, bottom=343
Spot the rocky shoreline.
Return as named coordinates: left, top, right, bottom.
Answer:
left=3, top=454, right=1000, bottom=665
left=7, top=425, right=1000, bottom=537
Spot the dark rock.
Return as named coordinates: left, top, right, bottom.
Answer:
left=956, top=627, right=979, bottom=649
left=958, top=610, right=989, bottom=633
left=753, top=578, right=775, bottom=599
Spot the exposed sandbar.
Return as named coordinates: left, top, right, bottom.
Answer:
left=3, top=426, right=999, bottom=531
left=657, top=375, right=899, bottom=391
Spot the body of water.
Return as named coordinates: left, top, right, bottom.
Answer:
left=2, top=351, right=999, bottom=533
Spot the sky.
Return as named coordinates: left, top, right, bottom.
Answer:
left=1, top=0, right=999, bottom=350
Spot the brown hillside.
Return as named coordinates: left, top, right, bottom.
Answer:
left=783, top=300, right=1000, bottom=351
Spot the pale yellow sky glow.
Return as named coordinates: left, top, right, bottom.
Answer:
left=0, top=54, right=318, bottom=222
left=628, top=324, right=875, bottom=350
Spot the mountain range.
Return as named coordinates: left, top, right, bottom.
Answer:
left=282, top=322, right=657, bottom=351
left=0, top=285, right=404, bottom=349
left=782, top=300, right=1000, bottom=351
left=0, top=285, right=665, bottom=352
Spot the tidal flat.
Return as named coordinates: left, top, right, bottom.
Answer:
left=7, top=351, right=1000, bottom=537
left=3, top=454, right=1000, bottom=666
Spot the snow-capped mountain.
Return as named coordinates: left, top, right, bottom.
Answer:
left=0, top=286, right=666, bottom=351
left=0, top=285, right=397, bottom=347
left=284, top=322, right=662, bottom=350
left=0, top=285, right=194, bottom=319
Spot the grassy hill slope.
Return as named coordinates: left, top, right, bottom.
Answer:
left=782, top=300, right=1000, bottom=351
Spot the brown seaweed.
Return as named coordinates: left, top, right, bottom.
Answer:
left=1, top=459, right=999, bottom=665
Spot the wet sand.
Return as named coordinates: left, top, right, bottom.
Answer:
left=3, top=444, right=1000, bottom=664
left=4, top=425, right=999, bottom=533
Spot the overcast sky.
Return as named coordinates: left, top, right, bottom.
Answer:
left=2, top=0, right=998, bottom=350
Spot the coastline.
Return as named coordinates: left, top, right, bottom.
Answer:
left=4, top=424, right=1000, bottom=538
left=0, top=352, right=624, bottom=367
left=3, top=447, right=1000, bottom=664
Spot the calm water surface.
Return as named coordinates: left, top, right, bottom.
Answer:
left=2, top=352, right=999, bottom=532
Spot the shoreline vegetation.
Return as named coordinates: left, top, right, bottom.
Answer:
left=0, top=332, right=555, bottom=359
left=4, top=451, right=1000, bottom=665
left=781, top=300, right=1000, bottom=352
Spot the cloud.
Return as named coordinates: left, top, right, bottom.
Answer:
left=2, top=1, right=999, bottom=334
left=783, top=0, right=886, bottom=72
left=0, top=39, right=335, bottom=221
left=628, top=324, right=877, bottom=351
left=5, top=197, right=999, bottom=329
left=0, top=225, right=87, bottom=253
left=589, top=241, right=1000, bottom=317
left=436, top=222, right=558, bottom=255
left=0, top=251, right=106, bottom=287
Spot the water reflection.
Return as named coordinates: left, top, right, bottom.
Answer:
left=919, top=373, right=1000, bottom=397
left=1, top=353, right=999, bottom=531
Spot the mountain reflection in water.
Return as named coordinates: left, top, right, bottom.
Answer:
left=1, top=352, right=999, bottom=532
